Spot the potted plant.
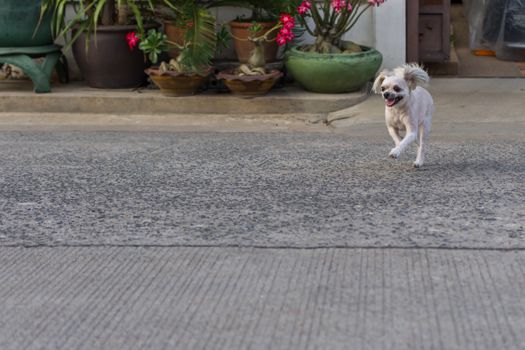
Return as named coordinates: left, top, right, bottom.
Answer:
left=1, top=0, right=68, bottom=93
left=285, top=0, right=385, bottom=93
left=209, top=0, right=299, bottom=63
left=155, top=0, right=207, bottom=59
left=216, top=15, right=295, bottom=96
left=41, top=0, right=166, bottom=88
left=135, top=4, right=218, bottom=96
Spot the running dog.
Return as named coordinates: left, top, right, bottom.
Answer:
left=372, top=63, right=434, bottom=168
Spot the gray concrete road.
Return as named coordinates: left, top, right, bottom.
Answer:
left=0, top=131, right=523, bottom=249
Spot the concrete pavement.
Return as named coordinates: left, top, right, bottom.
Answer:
left=1, top=247, right=525, bottom=350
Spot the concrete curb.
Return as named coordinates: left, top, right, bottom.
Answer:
left=0, top=81, right=369, bottom=116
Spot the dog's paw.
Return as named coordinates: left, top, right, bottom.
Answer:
left=389, top=148, right=401, bottom=159
left=413, top=161, right=423, bottom=168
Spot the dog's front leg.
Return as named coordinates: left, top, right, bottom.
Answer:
left=389, top=126, right=417, bottom=159
left=387, top=126, right=402, bottom=147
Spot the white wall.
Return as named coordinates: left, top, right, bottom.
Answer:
left=373, top=0, right=406, bottom=69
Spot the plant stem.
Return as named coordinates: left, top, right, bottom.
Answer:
left=340, top=4, right=371, bottom=36
left=310, top=2, right=324, bottom=30
left=101, top=0, right=115, bottom=26
left=298, top=16, right=315, bottom=37
left=117, top=4, right=128, bottom=25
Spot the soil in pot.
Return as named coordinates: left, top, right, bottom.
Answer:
left=73, top=23, right=158, bottom=89
left=216, top=69, right=283, bottom=96
left=146, top=67, right=209, bottom=96
left=230, top=21, right=279, bottom=63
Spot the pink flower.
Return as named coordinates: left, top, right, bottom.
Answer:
left=347, top=3, right=353, bottom=12
left=368, top=0, right=385, bottom=6
left=279, top=27, right=292, bottom=37
left=277, top=30, right=295, bottom=46
left=331, top=0, right=346, bottom=13
left=276, top=34, right=288, bottom=46
left=126, top=32, right=140, bottom=50
left=279, top=13, right=295, bottom=29
left=298, top=1, right=312, bottom=15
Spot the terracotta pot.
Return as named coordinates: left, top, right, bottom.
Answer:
left=163, top=21, right=186, bottom=59
left=146, top=67, right=209, bottom=96
left=216, top=69, right=283, bottom=96
left=73, top=23, right=159, bottom=89
left=229, top=21, right=279, bottom=63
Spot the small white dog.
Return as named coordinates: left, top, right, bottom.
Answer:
left=372, top=63, right=434, bottom=168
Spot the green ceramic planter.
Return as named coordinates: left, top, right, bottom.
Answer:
left=285, top=45, right=383, bottom=93
left=0, top=0, right=53, bottom=47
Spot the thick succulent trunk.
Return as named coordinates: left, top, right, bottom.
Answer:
left=309, top=35, right=341, bottom=54
left=248, top=40, right=266, bottom=69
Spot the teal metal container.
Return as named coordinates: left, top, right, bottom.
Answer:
left=285, top=45, right=383, bottom=93
left=0, top=0, right=53, bottom=47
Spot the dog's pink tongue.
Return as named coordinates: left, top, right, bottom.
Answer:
left=386, top=98, right=396, bottom=107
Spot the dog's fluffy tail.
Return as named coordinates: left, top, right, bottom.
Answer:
left=394, top=63, right=429, bottom=90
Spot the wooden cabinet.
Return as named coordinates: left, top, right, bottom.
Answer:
left=407, top=0, right=451, bottom=62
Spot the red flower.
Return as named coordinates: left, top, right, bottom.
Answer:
left=277, top=35, right=289, bottom=46
left=126, top=32, right=140, bottom=50
left=277, top=32, right=294, bottom=46
left=279, top=13, right=295, bottom=29
left=368, top=0, right=385, bottom=6
left=331, top=0, right=346, bottom=13
left=298, top=1, right=312, bottom=15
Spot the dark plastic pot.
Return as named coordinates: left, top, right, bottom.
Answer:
left=0, top=0, right=53, bottom=47
left=73, top=24, right=158, bottom=89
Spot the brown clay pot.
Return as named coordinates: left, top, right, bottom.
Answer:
left=73, top=23, right=159, bottom=89
left=216, top=69, right=283, bottom=96
left=146, top=67, right=209, bottom=96
left=229, top=21, right=279, bottom=63
left=163, top=21, right=186, bottom=58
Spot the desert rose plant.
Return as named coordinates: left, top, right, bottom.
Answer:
left=295, top=0, right=386, bottom=53
left=231, top=14, right=296, bottom=75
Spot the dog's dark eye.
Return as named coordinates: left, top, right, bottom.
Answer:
left=381, top=87, right=385, bottom=92
left=393, top=86, right=401, bottom=92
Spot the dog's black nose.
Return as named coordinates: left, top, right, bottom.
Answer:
left=383, top=92, right=392, bottom=99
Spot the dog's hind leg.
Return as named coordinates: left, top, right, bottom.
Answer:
left=414, top=120, right=431, bottom=168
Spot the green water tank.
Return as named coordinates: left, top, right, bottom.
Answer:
left=0, top=0, right=54, bottom=47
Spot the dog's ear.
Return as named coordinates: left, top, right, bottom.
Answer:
left=395, top=63, right=429, bottom=90
left=372, top=70, right=390, bottom=94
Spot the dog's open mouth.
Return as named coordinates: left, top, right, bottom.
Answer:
left=386, top=96, right=403, bottom=107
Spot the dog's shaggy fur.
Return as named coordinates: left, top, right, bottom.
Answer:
left=373, top=63, right=435, bottom=168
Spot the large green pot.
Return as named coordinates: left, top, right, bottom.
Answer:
left=285, top=45, right=383, bottom=93
left=0, top=0, right=53, bottom=47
